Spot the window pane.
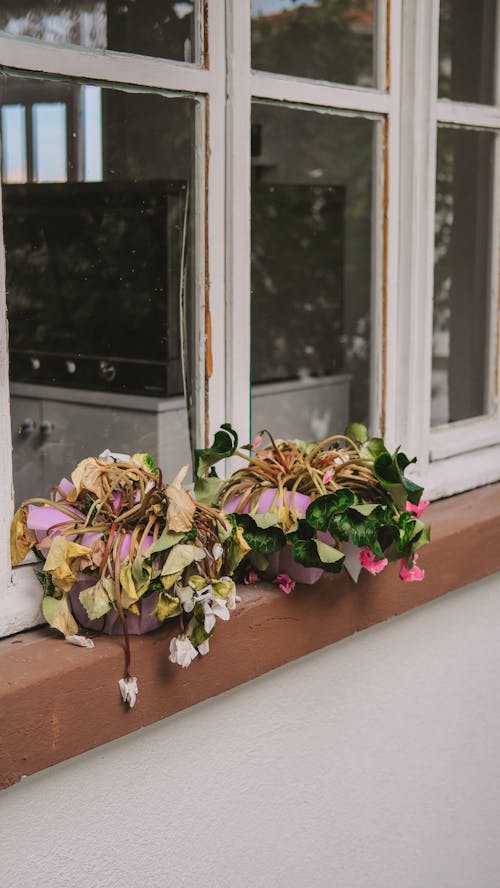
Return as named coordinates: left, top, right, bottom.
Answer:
left=251, top=0, right=376, bottom=87
left=1, top=105, right=27, bottom=183
left=0, top=1, right=200, bottom=63
left=251, top=104, right=374, bottom=440
left=0, top=74, right=196, bottom=504
left=432, top=126, right=495, bottom=427
left=438, top=0, right=497, bottom=104
left=33, top=103, right=67, bottom=182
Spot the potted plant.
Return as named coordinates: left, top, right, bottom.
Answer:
left=11, top=450, right=249, bottom=706
left=194, top=423, right=430, bottom=593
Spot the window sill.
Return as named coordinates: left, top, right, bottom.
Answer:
left=1, top=481, right=500, bottom=791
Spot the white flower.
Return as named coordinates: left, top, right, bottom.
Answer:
left=197, top=638, right=210, bottom=656
left=201, top=601, right=217, bottom=633
left=98, top=448, right=131, bottom=463
left=65, top=634, right=94, bottom=648
left=119, top=675, right=139, bottom=708
left=210, top=596, right=230, bottom=622
left=169, top=635, right=198, bottom=668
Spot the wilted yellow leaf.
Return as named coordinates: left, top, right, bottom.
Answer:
left=153, top=591, right=181, bottom=621
left=161, top=543, right=204, bottom=577
left=42, top=593, right=78, bottom=637
left=44, top=536, right=92, bottom=592
left=165, top=465, right=196, bottom=532
left=79, top=577, right=114, bottom=620
left=10, top=506, right=37, bottom=565
left=119, top=560, right=152, bottom=610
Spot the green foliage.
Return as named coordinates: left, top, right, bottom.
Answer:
left=236, top=513, right=286, bottom=555
left=344, top=422, right=368, bottom=443
left=291, top=538, right=344, bottom=573
left=195, top=423, right=238, bottom=477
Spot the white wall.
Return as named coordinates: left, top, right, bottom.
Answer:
left=1, top=572, right=500, bottom=888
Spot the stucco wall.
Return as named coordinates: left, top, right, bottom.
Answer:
left=1, top=572, right=499, bottom=888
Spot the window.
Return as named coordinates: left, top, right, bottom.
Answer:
left=1, top=0, right=500, bottom=637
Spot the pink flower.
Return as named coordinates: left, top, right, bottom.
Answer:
left=405, top=499, right=430, bottom=519
left=273, top=573, right=296, bottom=595
left=399, top=555, right=425, bottom=582
left=323, top=468, right=334, bottom=484
left=252, top=433, right=263, bottom=450
left=243, top=570, right=260, bottom=585
left=360, top=547, right=388, bottom=575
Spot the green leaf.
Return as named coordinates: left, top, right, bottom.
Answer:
left=236, top=513, right=286, bottom=554
left=365, top=437, right=387, bottom=458
left=349, top=503, right=380, bottom=516
left=292, top=538, right=344, bottom=574
left=286, top=519, right=315, bottom=543
left=306, top=490, right=357, bottom=531
left=250, top=512, right=281, bottom=530
left=145, top=528, right=186, bottom=557
left=195, top=422, right=238, bottom=477
left=193, top=475, right=227, bottom=506
left=34, top=568, right=57, bottom=597
left=344, top=422, right=368, bottom=443
left=373, top=449, right=422, bottom=510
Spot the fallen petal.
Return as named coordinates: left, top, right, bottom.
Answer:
left=65, top=634, right=95, bottom=649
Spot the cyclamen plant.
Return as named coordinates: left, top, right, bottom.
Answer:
left=194, top=422, right=430, bottom=587
left=10, top=450, right=249, bottom=707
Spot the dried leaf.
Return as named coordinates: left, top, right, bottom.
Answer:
left=10, top=506, right=37, bottom=565
left=44, top=536, right=92, bottom=592
left=42, top=593, right=78, bottom=637
left=119, top=560, right=152, bottom=610
left=79, top=577, right=114, bottom=620
left=69, top=457, right=107, bottom=501
left=165, top=465, right=196, bottom=532
left=161, top=543, right=205, bottom=577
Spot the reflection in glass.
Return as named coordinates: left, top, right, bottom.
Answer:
left=33, top=103, right=67, bottom=182
left=1, top=105, right=27, bottom=183
left=432, top=126, right=495, bottom=427
left=438, top=0, right=497, bottom=104
left=251, top=0, right=376, bottom=87
left=251, top=104, right=374, bottom=440
left=0, top=74, right=195, bottom=502
left=0, top=1, right=199, bottom=63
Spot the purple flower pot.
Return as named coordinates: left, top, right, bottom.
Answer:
left=225, top=487, right=327, bottom=585
left=69, top=577, right=162, bottom=635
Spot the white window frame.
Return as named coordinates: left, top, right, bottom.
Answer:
left=1, top=0, right=500, bottom=637
left=397, top=0, right=500, bottom=499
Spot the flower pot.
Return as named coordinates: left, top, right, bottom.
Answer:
left=69, top=579, right=162, bottom=635
left=225, top=488, right=328, bottom=585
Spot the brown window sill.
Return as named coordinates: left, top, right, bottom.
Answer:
left=1, top=482, right=500, bottom=790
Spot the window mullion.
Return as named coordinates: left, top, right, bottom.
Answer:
left=225, top=0, right=251, bottom=448
left=378, top=0, right=402, bottom=444
left=396, top=0, right=440, bottom=474
left=203, top=0, right=227, bottom=447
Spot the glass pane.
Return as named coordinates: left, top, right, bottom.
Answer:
left=439, top=0, right=497, bottom=104
left=0, top=73, right=196, bottom=504
left=251, top=104, right=374, bottom=440
left=251, top=0, right=376, bottom=87
left=33, top=103, right=67, bottom=182
left=1, top=105, right=27, bottom=183
left=0, top=1, right=200, bottom=63
left=432, top=126, right=495, bottom=427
